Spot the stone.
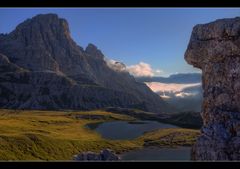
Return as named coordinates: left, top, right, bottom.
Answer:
left=185, top=17, right=240, bottom=160
left=85, top=43, right=104, bottom=59
left=73, top=149, right=120, bottom=161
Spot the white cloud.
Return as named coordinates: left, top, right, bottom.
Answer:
left=127, top=62, right=153, bottom=77
left=155, top=69, right=163, bottom=74
left=175, top=92, right=197, bottom=98
left=105, top=58, right=164, bottom=77
left=145, top=82, right=201, bottom=99
left=145, top=82, right=201, bottom=93
left=126, top=62, right=164, bottom=77
left=104, top=58, right=127, bottom=72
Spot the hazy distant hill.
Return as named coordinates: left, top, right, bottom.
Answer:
left=136, top=73, right=201, bottom=84
left=157, top=85, right=203, bottom=112
left=138, top=73, right=203, bottom=113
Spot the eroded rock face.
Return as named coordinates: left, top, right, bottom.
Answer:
left=185, top=17, right=240, bottom=160
left=0, top=14, right=170, bottom=113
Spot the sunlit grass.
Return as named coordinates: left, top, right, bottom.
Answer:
left=0, top=109, right=199, bottom=160
left=0, top=109, right=138, bottom=160
left=136, top=128, right=200, bottom=147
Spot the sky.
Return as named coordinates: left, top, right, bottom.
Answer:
left=0, top=8, right=240, bottom=77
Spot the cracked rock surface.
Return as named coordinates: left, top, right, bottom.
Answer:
left=185, top=17, right=240, bottom=160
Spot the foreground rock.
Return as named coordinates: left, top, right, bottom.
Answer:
left=185, top=17, right=240, bottom=160
left=73, top=149, right=120, bottom=161
left=0, top=14, right=171, bottom=113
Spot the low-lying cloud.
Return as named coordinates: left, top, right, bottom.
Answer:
left=126, top=62, right=154, bottom=77
left=145, top=82, right=201, bottom=93
left=145, top=82, right=201, bottom=98
left=105, top=59, right=163, bottom=77
left=105, top=58, right=127, bottom=72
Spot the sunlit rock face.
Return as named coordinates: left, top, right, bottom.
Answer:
left=185, top=17, right=240, bottom=160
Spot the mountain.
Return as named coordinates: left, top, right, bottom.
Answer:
left=0, top=13, right=171, bottom=113
left=136, top=73, right=201, bottom=84
left=157, top=85, right=203, bottom=112
left=138, top=73, right=203, bottom=112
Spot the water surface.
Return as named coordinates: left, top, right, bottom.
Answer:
left=88, top=120, right=178, bottom=140
left=120, top=146, right=191, bottom=161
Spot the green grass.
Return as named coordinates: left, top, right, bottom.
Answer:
left=135, top=128, right=200, bottom=147
left=0, top=109, right=138, bottom=160
left=0, top=109, right=200, bottom=160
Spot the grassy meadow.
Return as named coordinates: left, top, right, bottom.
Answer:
left=0, top=109, right=200, bottom=160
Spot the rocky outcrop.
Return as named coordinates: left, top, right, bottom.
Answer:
left=0, top=14, right=170, bottom=113
left=73, top=149, right=120, bottom=161
left=185, top=17, right=240, bottom=160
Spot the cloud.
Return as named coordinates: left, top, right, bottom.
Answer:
left=155, top=69, right=163, bottom=74
left=126, top=62, right=164, bottom=77
left=105, top=58, right=164, bottom=77
left=145, top=82, right=201, bottom=93
left=175, top=92, right=197, bottom=98
left=104, top=58, right=127, bottom=72
left=145, top=82, right=201, bottom=99
left=126, top=62, right=153, bottom=77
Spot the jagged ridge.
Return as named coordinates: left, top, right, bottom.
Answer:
left=0, top=14, right=171, bottom=113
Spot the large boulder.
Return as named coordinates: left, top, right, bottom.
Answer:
left=73, top=149, right=120, bottom=161
left=185, top=17, right=240, bottom=160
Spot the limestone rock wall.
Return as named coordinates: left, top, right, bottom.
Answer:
left=185, top=17, right=240, bottom=160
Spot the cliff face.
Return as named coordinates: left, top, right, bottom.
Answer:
left=0, top=14, right=170, bottom=113
left=185, top=17, right=240, bottom=160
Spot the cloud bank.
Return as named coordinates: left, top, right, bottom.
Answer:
left=145, top=82, right=201, bottom=93
left=126, top=62, right=154, bottom=77
left=145, top=82, right=201, bottom=98
left=105, top=59, right=163, bottom=77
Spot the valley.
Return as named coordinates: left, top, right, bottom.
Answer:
left=0, top=8, right=239, bottom=161
left=0, top=13, right=203, bottom=161
left=0, top=109, right=199, bottom=161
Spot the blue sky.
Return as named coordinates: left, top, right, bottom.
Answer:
left=0, top=8, right=240, bottom=76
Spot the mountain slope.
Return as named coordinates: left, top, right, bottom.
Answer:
left=137, top=73, right=203, bottom=112
left=136, top=73, right=201, bottom=84
left=0, top=14, right=171, bottom=113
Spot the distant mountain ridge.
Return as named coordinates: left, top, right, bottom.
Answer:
left=0, top=14, right=171, bottom=113
left=136, top=73, right=201, bottom=84
left=138, top=73, right=203, bottom=113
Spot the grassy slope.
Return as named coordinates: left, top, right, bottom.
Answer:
left=136, top=128, right=200, bottom=147
left=0, top=109, right=199, bottom=160
left=0, top=109, right=139, bottom=160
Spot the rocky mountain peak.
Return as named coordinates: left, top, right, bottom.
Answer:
left=0, top=14, right=82, bottom=73
left=11, top=13, right=71, bottom=41
left=0, top=13, right=171, bottom=114
left=85, top=43, right=104, bottom=59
